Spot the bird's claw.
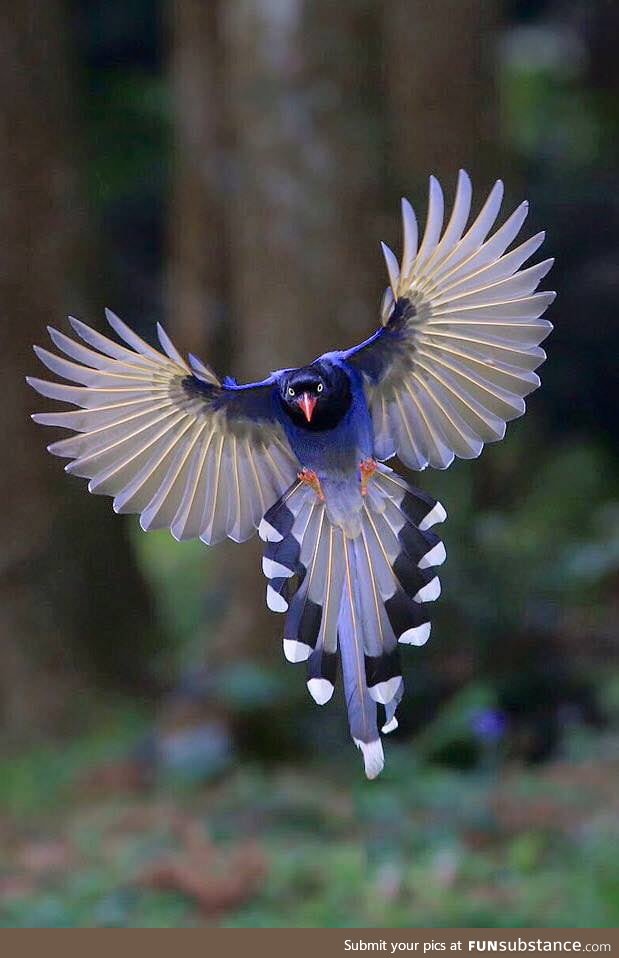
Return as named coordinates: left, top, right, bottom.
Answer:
left=360, top=457, right=378, bottom=496
left=298, top=467, right=325, bottom=501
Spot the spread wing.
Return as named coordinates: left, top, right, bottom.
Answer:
left=344, top=171, right=555, bottom=470
left=28, top=310, right=298, bottom=543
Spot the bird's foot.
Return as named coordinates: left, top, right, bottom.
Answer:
left=298, top=467, right=325, bottom=501
left=360, top=457, right=378, bottom=495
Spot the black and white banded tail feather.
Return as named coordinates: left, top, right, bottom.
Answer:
left=259, top=464, right=446, bottom=779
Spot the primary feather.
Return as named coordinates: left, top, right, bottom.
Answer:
left=28, top=173, right=554, bottom=778
left=346, top=169, right=554, bottom=470
left=29, top=309, right=297, bottom=544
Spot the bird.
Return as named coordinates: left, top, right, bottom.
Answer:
left=27, top=171, right=555, bottom=779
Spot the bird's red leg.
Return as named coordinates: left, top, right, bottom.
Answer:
left=298, top=467, right=325, bottom=501
left=360, top=457, right=378, bottom=496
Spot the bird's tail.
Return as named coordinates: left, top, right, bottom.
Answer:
left=259, top=464, right=446, bottom=778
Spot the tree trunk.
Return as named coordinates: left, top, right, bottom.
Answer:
left=167, top=0, right=229, bottom=361
left=384, top=0, right=512, bottom=693
left=0, top=1, right=160, bottom=741
left=167, top=0, right=386, bottom=671
left=383, top=0, right=503, bottom=193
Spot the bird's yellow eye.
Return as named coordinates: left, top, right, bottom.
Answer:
left=287, top=387, right=295, bottom=397
left=317, top=383, right=323, bottom=393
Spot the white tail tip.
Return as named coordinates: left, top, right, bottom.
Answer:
left=307, top=678, right=334, bottom=705
left=418, top=541, right=447, bottom=569
left=266, top=585, right=288, bottom=613
left=419, top=502, right=447, bottom=531
left=368, top=676, right=403, bottom=705
left=382, top=717, right=398, bottom=734
left=283, top=639, right=311, bottom=663
left=354, top=738, right=385, bottom=779
left=399, top=622, right=431, bottom=646
left=414, top=576, right=441, bottom=603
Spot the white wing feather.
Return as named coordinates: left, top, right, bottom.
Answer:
left=368, top=171, right=555, bottom=470
left=29, top=311, right=298, bottom=543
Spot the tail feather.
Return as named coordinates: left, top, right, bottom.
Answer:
left=352, top=530, right=402, bottom=706
left=385, top=587, right=432, bottom=645
left=258, top=480, right=301, bottom=543
left=284, top=580, right=321, bottom=661
left=382, top=678, right=404, bottom=734
left=308, top=525, right=344, bottom=705
left=380, top=495, right=445, bottom=566
left=363, top=493, right=438, bottom=599
left=262, top=534, right=299, bottom=580
left=266, top=575, right=290, bottom=614
left=282, top=505, right=325, bottom=661
left=260, top=464, right=446, bottom=779
left=307, top=647, right=338, bottom=704
left=339, top=534, right=383, bottom=778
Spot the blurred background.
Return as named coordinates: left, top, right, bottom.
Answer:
left=1, top=0, right=618, bottom=929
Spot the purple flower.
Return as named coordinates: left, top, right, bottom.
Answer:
left=471, top=708, right=507, bottom=743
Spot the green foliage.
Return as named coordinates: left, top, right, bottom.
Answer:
left=83, top=72, right=169, bottom=208
left=131, top=527, right=212, bottom=660
left=428, top=434, right=619, bottom=642
left=500, top=25, right=618, bottom=170
left=0, top=723, right=617, bottom=927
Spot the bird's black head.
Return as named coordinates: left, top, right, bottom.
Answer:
left=279, top=360, right=352, bottom=432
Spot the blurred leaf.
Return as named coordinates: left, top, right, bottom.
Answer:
left=215, top=663, right=288, bottom=711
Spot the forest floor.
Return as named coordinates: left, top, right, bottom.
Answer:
left=0, top=708, right=617, bottom=928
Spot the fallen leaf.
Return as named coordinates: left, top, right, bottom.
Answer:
left=78, top=759, right=154, bottom=796
left=16, top=839, right=72, bottom=875
left=135, top=822, right=267, bottom=915
left=0, top=874, right=38, bottom=902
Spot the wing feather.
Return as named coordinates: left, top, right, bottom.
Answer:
left=345, top=173, right=554, bottom=469
left=139, top=421, right=208, bottom=530
left=29, top=314, right=298, bottom=541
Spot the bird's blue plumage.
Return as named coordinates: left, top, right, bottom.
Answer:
left=28, top=172, right=554, bottom=777
left=272, top=354, right=374, bottom=532
left=277, top=357, right=371, bottom=473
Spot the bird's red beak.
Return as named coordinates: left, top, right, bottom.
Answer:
left=297, top=392, right=318, bottom=423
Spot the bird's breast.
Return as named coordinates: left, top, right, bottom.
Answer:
left=321, top=474, right=365, bottom=536
left=287, top=420, right=360, bottom=476
left=292, top=429, right=368, bottom=534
